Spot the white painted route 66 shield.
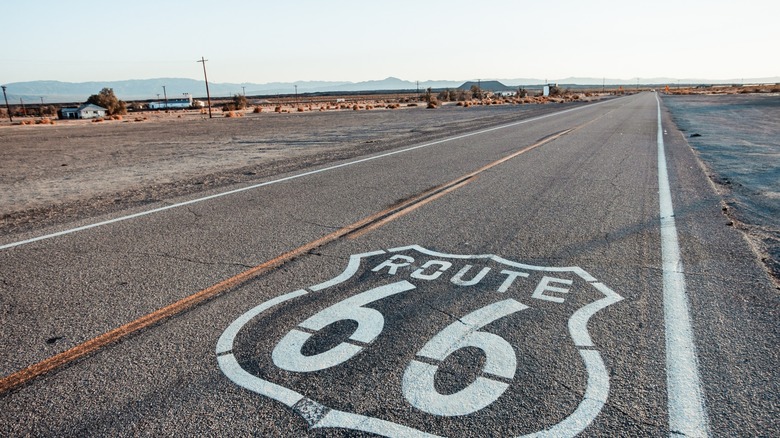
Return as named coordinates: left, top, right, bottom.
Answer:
left=216, top=245, right=622, bottom=436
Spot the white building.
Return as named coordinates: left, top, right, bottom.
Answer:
left=149, top=96, right=193, bottom=109
left=58, top=104, right=107, bottom=119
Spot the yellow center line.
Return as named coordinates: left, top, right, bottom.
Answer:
left=0, top=125, right=576, bottom=395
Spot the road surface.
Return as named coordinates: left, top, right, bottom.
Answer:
left=1, top=92, right=777, bottom=436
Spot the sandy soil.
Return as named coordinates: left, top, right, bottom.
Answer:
left=663, top=93, right=780, bottom=287
left=0, top=99, right=599, bottom=236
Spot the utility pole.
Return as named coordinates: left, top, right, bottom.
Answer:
left=20, top=98, right=26, bottom=116
left=162, top=85, right=168, bottom=109
left=197, top=56, right=213, bottom=118
left=1, top=85, right=11, bottom=122
left=242, top=86, right=246, bottom=96
left=294, top=84, right=298, bottom=104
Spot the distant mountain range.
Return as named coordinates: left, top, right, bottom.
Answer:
left=4, top=76, right=779, bottom=103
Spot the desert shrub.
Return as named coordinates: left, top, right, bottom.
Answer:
left=225, top=111, right=243, bottom=118
left=438, top=89, right=457, bottom=102
left=470, top=85, right=483, bottom=100
left=407, top=103, right=418, bottom=107
left=232, top=94, right=247, bottom=110
left=353, top=105, right=359, bottom=111
left=39, top=105, right=57, bottom=116
left=275, top=105, right=282, bottom=113
left=110, top=114, right=122, bottom=120
left=92, top=117, right=105, bottom=122
left=426, top=99, right=438, bottom=109
left=253, top=106, right=263, bottom=113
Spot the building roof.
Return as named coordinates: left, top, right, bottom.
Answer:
left=457, top=80, right=513, bottom=92
left=78, top=103, right=107, bottom=111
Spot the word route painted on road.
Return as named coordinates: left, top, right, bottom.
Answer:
left=217, top=245, right=622, bottom=437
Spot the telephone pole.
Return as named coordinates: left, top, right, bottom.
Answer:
left=162, top=85, right=168, bottom=109
left=197, top=56, right=213, bottom=118
left=2, top=86, right=12, bottom=122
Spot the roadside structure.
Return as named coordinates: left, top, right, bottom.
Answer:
left=148, top=96, right=194, bottom=110
left=57, top=103, right=107, bottom=120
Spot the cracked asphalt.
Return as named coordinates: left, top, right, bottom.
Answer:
left=1, top=93, right=777, bottom=436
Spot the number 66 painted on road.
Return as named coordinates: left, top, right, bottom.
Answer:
left=271, top=280, right=527, bottom=416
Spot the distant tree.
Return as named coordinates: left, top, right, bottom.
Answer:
left=232, top=93, right=247, bottom=110
left=86, top=87, right=127, bottom=115
left=470, top=84, right=483, bottom=100
left=424, top=87, right=433, bottom=103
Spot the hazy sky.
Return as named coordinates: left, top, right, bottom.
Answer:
left=2, top=0, right=778, bottom=84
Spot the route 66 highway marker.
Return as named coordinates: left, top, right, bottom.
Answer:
left=216, top=245, right=622, bottom=437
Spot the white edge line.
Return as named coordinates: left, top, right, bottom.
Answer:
left=655, top=93, right=709, bottom=437
left=2, top=98, right=619, bottom=251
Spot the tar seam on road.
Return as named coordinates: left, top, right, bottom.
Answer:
left=0, top=128, right=575, bottom=395
left=0, top=98, right=619, bottom=251
left=655, top=92, right=710, bottom=437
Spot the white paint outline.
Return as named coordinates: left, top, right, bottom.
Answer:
left=1, top=98, right=620, bottom=251
left=655, top=93, right=710, bottom=437
left=216, top=246, right=622, bottom=437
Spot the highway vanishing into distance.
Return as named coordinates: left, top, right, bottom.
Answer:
left=1, top=93, right=777, bottom=436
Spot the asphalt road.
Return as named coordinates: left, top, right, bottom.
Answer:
left=1, top=92, right=777, bottom=436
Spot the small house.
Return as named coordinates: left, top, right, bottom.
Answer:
left=58, top=104, right=107, bottom=119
